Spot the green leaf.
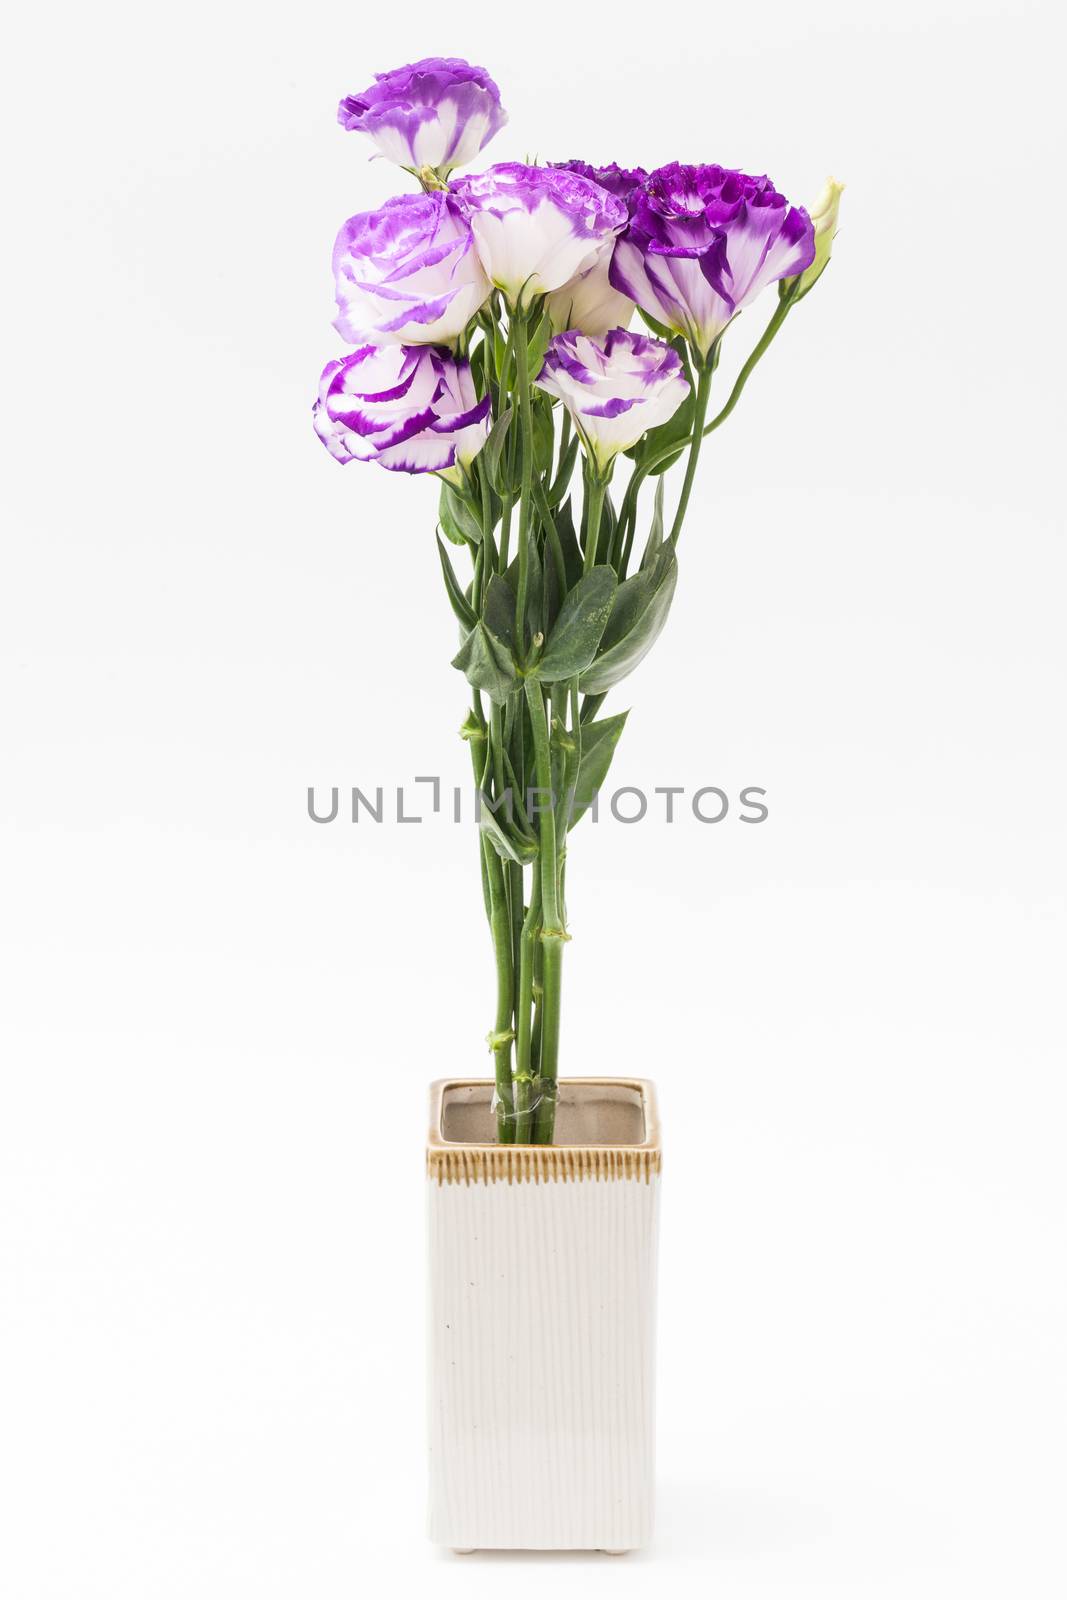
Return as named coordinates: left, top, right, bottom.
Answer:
left=647, top=446, right=688, bottom=477
left=640, top=478, right=666, bottom=571
left=504, top=539, right=543, bottom=643
left=526, top=309, right=553, bottom=380
left=482, top=407, right=513, bottom=495
left=579, top=546, right=678, bottom=694
left=531, top=391, right=555, bottom=479
left=535, top=565, right=618, bottom=682
left=459, top=708, right=486, bottom=743
left=540, top=531, right=561, bottom=634
left=502, top=749, right=535, bottom=836
left=478, top=795, right=539, bottom=865
left=439, top=481, right=482, bottom=546
left=482, top=572, right=516, bottom=649
left=468, top=337, right=488, bottom=399
left=452, top=619, right=517, bottom=705
left=567, top=712, right=629, bottom=829
left=598, top=490, right=617, bottom=565
left=638, top=307, right=677, bottom=342
left=436, top=535, right=477, bottom=631
left=492, top=320, right=508, bottom=380
left=438, top=503, right=466, bottom=548
left=549, top=722, right=566, bottom=809
left=548, top=434, right=580, bottom=507
left=553, top=497, right=583, bottom=589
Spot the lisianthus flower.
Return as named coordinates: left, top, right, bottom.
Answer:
left=610, top=162, right=815, bottom=357
left=451, top=163, right=627, bottom=311
left=535, top=328, right=690, bottom=473
left=543, top=161, right=647, bottom=336
left=545, top=247, right=636, bottom=338
left=313, top=345, right=490, bottom=475
left=550, top=159, right=649, bottom=216
left=333, top=191, right=490, bottom=347
left=338, top=57, right=506, bottom=173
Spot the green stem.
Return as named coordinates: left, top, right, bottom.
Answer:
left=467, top=697, right=490, bottom=923
left=478, top=466, right=495, bottom=579
left=561, top=677, right=582, bottom=833
left=614, top=297, right=797, bottom=562
left=668, top=364, right=712, bottom=546
left=534, top=958, right=562, bottom=1144
left=498, top=489, right=513, bottom=572
left=556, top=408, right=572, bottom=477
left=477, top=723, right=514, bottom=1142
left=533, top=474, right=567, bottom=595
left=580, top=690, right=607, bottom=725
left=524, top=678, right=565, bottom=1143
left=489, top=704, right=506, bottom=798
left=704, top=294, right=794, bottom=440
left=583, top=475, right=608, bottom=573
left=505, top=699, right=525, bottom=990
left=488, top=703, right=522, bottom=1054
left=513, top=311, right=535, bottom=651
left=530, top=935, right=544, bottom=1079
left=609, top=493, right=629, bottom=570
left=513, top=868, right=542, bottom=1143
left=509, top=857, right=523, bottom=1015
left=494, top=312, right=522, bottom=574
left=497, top=310, right=518, bottom=401
left=485, top=843, right=516, bottom=1143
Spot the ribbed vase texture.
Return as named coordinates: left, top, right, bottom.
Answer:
left=427, top=1170, right=660, bottom=1550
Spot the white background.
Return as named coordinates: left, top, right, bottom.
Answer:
left=2, top=2, right=1065, bottom=1595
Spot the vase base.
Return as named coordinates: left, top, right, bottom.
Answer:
left=451, top=1546, right=632, bottom=1555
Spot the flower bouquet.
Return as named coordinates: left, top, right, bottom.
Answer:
left=314, top=55, right=841, bottom=1552
left=316, top=62, right=841, bottom=1149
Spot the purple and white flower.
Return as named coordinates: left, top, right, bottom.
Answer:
left=333, top=192, right=490, bottom=347
left=545, top=247, right=636, bottom=338
left=610, top=163, right=815, bottom=358
left=550, top=160, right=649, bottom=216
left=313, top=345, right=490, bottom=476
left=451, top=163, right=627, bottom=311
left=543, top=161, right=647, bottom=335
left=535, top=328, right=691, bottom=472
left=337, top=57, right=506, bottom=173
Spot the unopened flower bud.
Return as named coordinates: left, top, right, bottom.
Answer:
left=787, top=177, right=844, bottom=300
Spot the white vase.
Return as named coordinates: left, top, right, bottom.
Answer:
left=427, top=1077, right=662, bottom=1552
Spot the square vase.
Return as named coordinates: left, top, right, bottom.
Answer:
left=426, top=1077, right=662, bottom=1552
